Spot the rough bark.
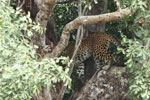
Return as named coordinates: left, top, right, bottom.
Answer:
left=69, top=66, right=129, bottom=100
left=34, top=0, right=57, bottom=56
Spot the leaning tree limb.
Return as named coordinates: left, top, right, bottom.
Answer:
left=49, top=8, right=131, bottom=58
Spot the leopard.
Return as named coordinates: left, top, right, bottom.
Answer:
left=66, top=33, right=121, bottom=71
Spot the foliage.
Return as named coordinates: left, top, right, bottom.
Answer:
left=106, top=0, right=150, bottom=99
left=0, top=0, right=71, bottom=100
left=118, top=0, right=150, bottom=100
left=54, top=3, right=78, bottom=40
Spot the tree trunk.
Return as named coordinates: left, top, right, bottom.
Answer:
left=19, top=0, right=57, bottom=54
left=69, top=67, right=129, bottom=100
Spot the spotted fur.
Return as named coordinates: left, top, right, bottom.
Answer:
left=67, top=33, right=120, bottom=70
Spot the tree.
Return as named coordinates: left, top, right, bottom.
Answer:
left=1, top=0, right=150, bottom=100
left=0, top=0, right=71, bottom=100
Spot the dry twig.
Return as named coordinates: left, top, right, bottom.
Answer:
left=114, top=0, right=121, bottom=11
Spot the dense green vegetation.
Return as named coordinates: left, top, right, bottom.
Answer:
left=54, top=3, right=78, bottom=39
left=0, top=0, right=150, bottom=99
left=120, top=0, right=150, bottom=99
left=0, top=0, right=71, bottom=99
left=107, top=0, right=150, bottom=99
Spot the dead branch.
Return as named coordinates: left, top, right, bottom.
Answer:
left=114, top=0, right=121, bottom=11
left=49, top=8, right=131, bottom=58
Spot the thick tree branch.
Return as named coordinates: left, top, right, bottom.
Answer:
left=34, top=0, right=57, bottom=48
left=49, top=8, right=131, bottom=58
